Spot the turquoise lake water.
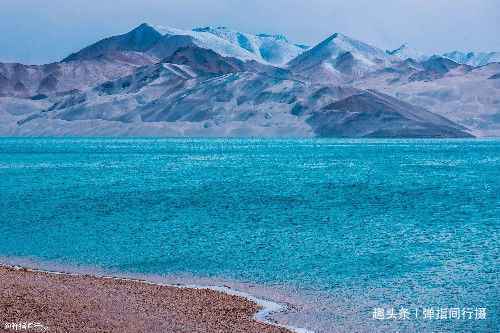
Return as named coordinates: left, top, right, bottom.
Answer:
left=0, top=138, right=498, bottom=332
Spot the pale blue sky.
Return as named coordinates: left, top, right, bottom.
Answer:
left=2, top=0, right=499, bottom=64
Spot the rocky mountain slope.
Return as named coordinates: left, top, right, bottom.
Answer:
left=0, top=52, right=157, bottom=98
left=1, top=23, right=498, bottom=137
left=355, top=62, right=500, bottom=137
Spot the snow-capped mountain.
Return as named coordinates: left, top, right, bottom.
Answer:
left=63, top=23, right=308, bottom=67
left=191, top=26, right=308, bottom=65
left=150, top=26, right=263, bottom=62
left=9, top=46, right=469, bottom=138
left=153, top=25, right=308, bottom=66
left=442, top=51, right=500, bottom=67
left=288, top=33, right=395, bottom=83
left=2, top=23, right=499, bottom=137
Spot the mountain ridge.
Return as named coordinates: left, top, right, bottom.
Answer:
left=2, top=23, right=499, bottom=137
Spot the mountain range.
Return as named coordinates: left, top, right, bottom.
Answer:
left=1, top=23, right=499, bottom=137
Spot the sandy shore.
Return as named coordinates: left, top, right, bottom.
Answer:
left=0, top=265, right=292, bottom=333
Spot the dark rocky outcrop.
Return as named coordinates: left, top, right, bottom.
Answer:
left=307, top=90, right=473, bottom=138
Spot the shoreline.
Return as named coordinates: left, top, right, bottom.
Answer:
left=0, top=263, right=312, bottom=333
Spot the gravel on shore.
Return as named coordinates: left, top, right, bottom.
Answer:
left=0, top=265, right=292, bottom=333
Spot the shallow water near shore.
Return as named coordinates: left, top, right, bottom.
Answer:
left=0, top=138, right=498, bottom=332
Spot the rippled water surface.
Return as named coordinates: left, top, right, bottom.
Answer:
left=0, top=138, right=498, bottom=332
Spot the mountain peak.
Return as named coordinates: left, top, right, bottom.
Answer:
left=135, top=23, right=154, bottom=30
left=387, top=43, right=408, bottom=55
left=128, top=23, right=162, bottom=41
left=316, top=32, right=374, bottom=51
left=287, top=32, right=392, bottom=82
left=296, top=32, right=387, bottom=61
left=62, top=23, right=162, bottom=62
left=386, top=43, right=428, bottom=61
left=329, top=32, right=352, bottom=40
left=323, top=32, right=344, bottom=43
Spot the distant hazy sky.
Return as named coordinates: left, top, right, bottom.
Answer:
left=2, top=0, right=499, bottom=64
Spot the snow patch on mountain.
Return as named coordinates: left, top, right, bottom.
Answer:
left=192, top=26, right=308, bottom=65
left=153, top=25, right=307, bottom=66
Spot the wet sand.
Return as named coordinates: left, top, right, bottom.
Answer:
left=0, top=265, right=292, bottom=333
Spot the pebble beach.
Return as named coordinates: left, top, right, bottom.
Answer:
left=0, top=265, right=292, bottom=333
